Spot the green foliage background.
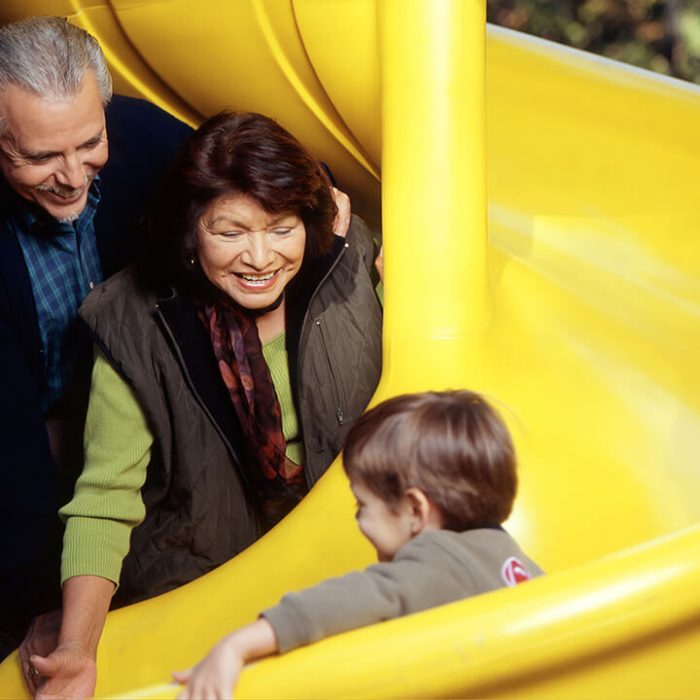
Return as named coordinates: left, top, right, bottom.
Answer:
left=487, top=0, right=700, bottom=82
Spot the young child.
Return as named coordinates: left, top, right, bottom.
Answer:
left=174, top=390, right=542, bottom=699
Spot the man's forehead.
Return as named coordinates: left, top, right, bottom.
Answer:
left=0, top=79, right=106, bottom=153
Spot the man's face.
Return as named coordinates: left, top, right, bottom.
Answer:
left=0, top=71, right=108, bottom=222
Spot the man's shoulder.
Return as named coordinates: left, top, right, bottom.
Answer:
left=102, top=95, right=192, bottom=170
left=105, top=94, right=192, bottom=136
left=94, top=97, right=193, bottom=271
left=0, top=187, right=30, bottom=301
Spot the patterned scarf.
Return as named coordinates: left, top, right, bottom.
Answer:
left=199, top=300, right=306, bottom=528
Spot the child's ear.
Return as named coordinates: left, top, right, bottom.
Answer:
left=404, top=487, right=440, bottom=535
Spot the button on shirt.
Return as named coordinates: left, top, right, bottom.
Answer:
left=11, top=180, right=103, bottom=414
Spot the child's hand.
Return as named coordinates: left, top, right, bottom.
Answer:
left=173, top=619, right=278, bottom=699
left=174, top=636, right=243, bottom=700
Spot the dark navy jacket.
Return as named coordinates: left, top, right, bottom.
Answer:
left=0, top=95, right=191, bottom=653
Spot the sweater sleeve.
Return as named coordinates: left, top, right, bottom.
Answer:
left=261, top=536, right=465, bottom=652
left=261, top=569, right=400, bottom=653
left=59, top=348, right=153, bottom=586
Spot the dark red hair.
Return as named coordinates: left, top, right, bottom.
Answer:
left=147, top=111, right=337, bottom=296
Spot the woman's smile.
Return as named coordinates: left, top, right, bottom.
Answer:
left=234, top=268, right=279, bottom=287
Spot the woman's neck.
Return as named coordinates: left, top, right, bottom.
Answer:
left=256, top=298, right=286, bottom=343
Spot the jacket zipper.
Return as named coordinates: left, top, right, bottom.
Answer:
left=315, top=316, right=346, bottom=425
left=297, top=241, right=350, bottom=467
left=297, top=241, right=349, bottom=422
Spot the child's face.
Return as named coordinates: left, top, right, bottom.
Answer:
left=350, top=479, right=414, bottom=562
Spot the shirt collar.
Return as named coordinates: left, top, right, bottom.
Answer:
left=5, top=174, right=102, bottom=236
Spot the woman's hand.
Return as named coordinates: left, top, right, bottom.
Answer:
left=19, top=609, right=62, bottom=695
left=31, top=642, right=97, bottom=700
left=174, top=618, right=278, bottom=700
left=331, top=188, right=352, bottom=238
left=27, top=576, right=114, bottom=699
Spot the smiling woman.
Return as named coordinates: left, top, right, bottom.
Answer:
left=197, top=195, right=307, bottom=314
left=28, top=111, right=383, bottom=698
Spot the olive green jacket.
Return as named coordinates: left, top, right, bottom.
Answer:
left=78, top=215, right=382, bottom=604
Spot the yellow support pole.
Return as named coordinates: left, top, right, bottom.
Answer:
left=379, top=0, right=487, bottom=392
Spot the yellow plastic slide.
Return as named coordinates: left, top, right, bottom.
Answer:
left=1, top=1, right=699, bottom=697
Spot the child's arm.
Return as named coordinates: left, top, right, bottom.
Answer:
left=173, top=618, right=277, bottom=700
left=175, top=534, right=466, bottom=697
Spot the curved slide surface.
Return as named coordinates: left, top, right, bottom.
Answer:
left=0, top=1, right=699, bottom=698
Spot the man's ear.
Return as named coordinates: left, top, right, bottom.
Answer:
left=403, top=487, right=442, bottom=535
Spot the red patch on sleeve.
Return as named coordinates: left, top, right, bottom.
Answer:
left=501, top=556, right=531, bottom=586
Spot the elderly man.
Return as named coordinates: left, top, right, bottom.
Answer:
left=0, top=16, right=192, bottom=662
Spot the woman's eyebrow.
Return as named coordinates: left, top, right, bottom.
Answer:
left=207, top=216, right=250, bottom=229
left=207, top=213, right=297, bottom=228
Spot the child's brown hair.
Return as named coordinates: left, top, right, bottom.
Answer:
left=342, top=390, right=517, bottom=531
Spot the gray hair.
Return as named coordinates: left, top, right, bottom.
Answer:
left=0, top=16, right=113, bottom=136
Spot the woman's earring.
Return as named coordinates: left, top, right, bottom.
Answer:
left=187, top=256, right=197, bottom=268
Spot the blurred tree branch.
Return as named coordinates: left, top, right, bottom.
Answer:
left=487, top=0, right=700, bottom=83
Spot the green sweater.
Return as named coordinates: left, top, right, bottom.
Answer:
left=60, top=333, right=302, bottom=586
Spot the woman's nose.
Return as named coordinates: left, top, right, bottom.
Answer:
left=243, top=233, right=274, bottom=269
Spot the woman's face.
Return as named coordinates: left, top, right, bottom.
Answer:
left=196, top=192, right=306, bottom=310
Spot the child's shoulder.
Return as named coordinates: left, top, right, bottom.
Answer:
left=400, top=528, right=543, bottom=585
left=408, top=526, right=513, bottom=548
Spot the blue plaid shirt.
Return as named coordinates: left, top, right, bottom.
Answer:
left=11, top=180, right=103, bottom=414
